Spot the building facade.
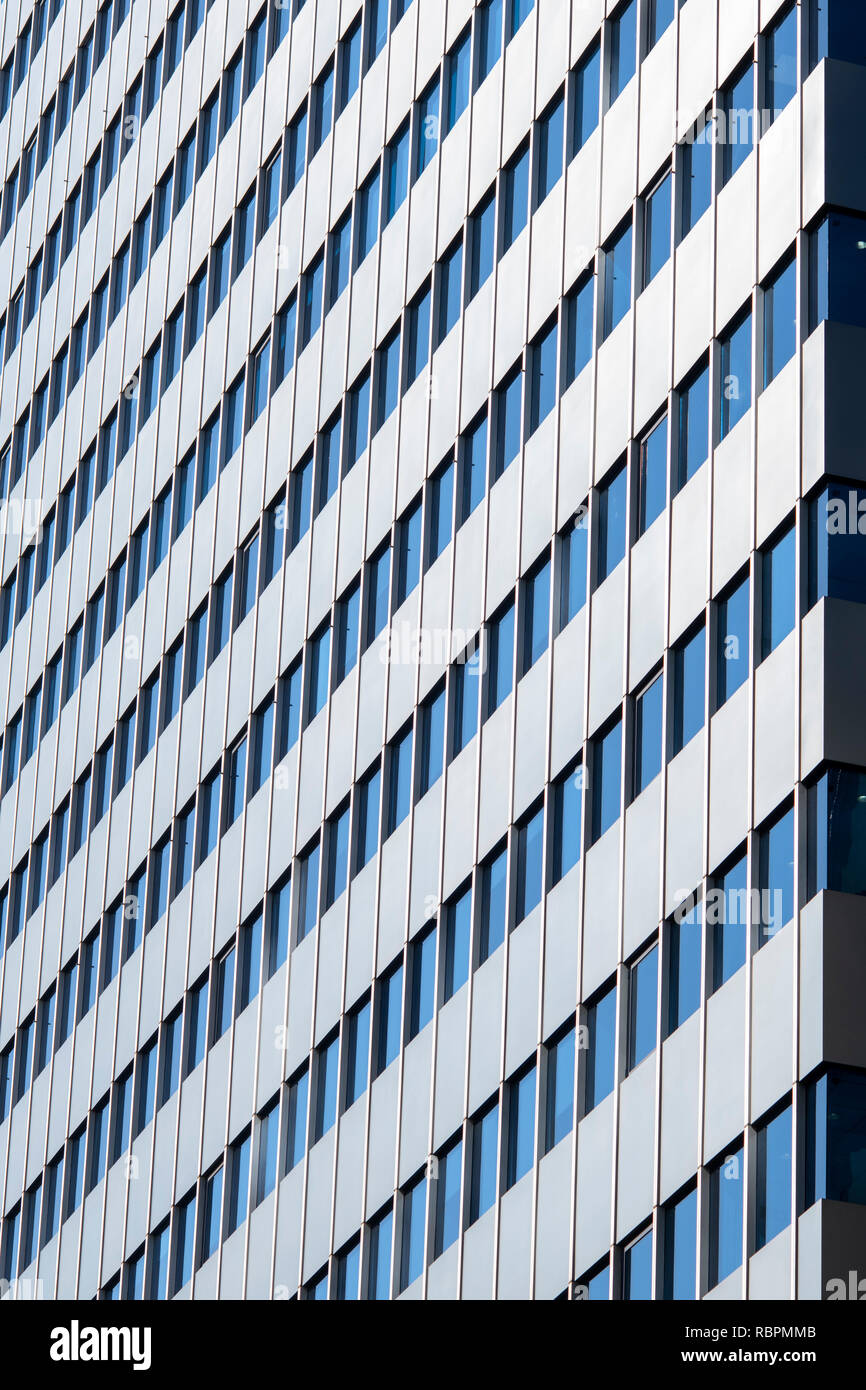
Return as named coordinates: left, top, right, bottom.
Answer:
left=0, top=0, right=865, bottom=1302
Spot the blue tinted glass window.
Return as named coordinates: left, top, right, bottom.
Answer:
left=764, top=256, right=797, bottom=386
left=603, top=222, right=632, bottom=337
left=515, top=807, right=544, bottom=924
left=609, top=0, right=637, bottom=104
left=564, top=276, right=594, bottom=386
left=716, top=575, right=750, bottom=705
left=677, top=361, right=709, bottom=488
left=643, top=173, right=671, bottom=286
left=468, top=190, right=496, bottom=301
left=758, top=805, right=794, bottom=944
left=586, top=983, right=616, bottom=1110
left=501, top=144, right=529, bottom=252
left=756, top=1106, right=792, bottom=1249
left=505, top=1066, right=536, bottom=1189
left=681, top=119, right=713, bottom=237
left=710, top=855, right=749, bottom=990
left=709, top=1146, right=743, bottom=1287
left=663, top=1187, right=697, bottom=1300
left=638, top=417, right=667, bottom=535
left=486, top=603, right=514, bottom=716
left=672, top=626, right=705, bottom=755
left=414, top=81, right=439, bottom=180
left=628, top=945, right=658, bottom=1071
left=445, top=30, right=470, bottom=133
left=761, top=525, right=796, bottom=659
left=573, top=42, right=600, bottom=152
left=469, top=1104, right=499, bottom=1221
left=592, top=720, right=621, bottom=841
left=634, top=674, right=663, bottom=797
left=723, top=65, right=755, bottom=182
left=527, top=322, right=557, bottom=436
left=478, top=846, right=507, bottom=962
left=536, top=96, right=564, bottom=204
left=668, top=912, right=701, bottom=1033
left=597, top=466, right=627, bottom=583
left=475, top=0, right=503, bottom=89
left=765, top=6, right=798, bottom=121
left=493, top=369, right=522, bottom=480
left=544, top=1028, right=575, bottom=1152
left=623, top=1229, right=653, bottom=1300
left=443, top=886, right=471, bottom=1002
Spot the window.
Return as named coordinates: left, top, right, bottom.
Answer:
left=805, top=1068, right=866, bottom=1209
left=667, top=907, right=702, bottom=1034
left=505, top=1064, right=536, bottom=1190
left=627, top=944, right=658, bottom=1072
left=407, top=930, right=436, bottom=1042
left=623, top=1228, right=653, bottom=1300
left=535, top=94, right=564, bottom=205
left=681, top=114, right=713, bottom=238
left=760, top=524, right=796, bottom=660
left=416, top=684, right=446, bottom=798
left=475, top=0, right=503, bottom=89
left=209, top=569, right=233, bottom=663
left=310, top=60, right=334, bottom=155
left=326, top=210, right=352, bottom=310
left=647, top=0, right=675, bottom=48
left=276, top=660, right=302, bottom=761
left=608, top=0, right=637, bottom=105
left=354, top=765, right=381, bottom=875
left=671, top=624, right=705, bottom=756
left=385, top=727, right=413, bottom=837
left=443, top=885, right=471, bottom=1003
left=450, top=654, right=480, bottom=760
left=590, top=718, right=622, bottom=843
left=444, top=28, right=471, bottom=134
left=305, top=624, right=330, bottom=725
left=323, top=804, right=350, bottom=910
left=337, top=17, right=362, bottom=114
left=637, top=416, right=667, bottom=536
left=393, top=501, right=422, bottom=610
left=436, top=241, right=463, bottom=347
left=501, top=142, right=529, bottom=253
left=159, top=1009, right=182, bottom=1106
left=585, top=982, right=617, bottom=1111
left=558, top=514, right=588, bottom=631
left=184, top=977, right=208, bottom=1077
left=255, top=1099, right=280, bottom=1203
left=514, top=805, right=544, bottom=924
left=198, top=1165, right=223, bottom=1267
left=285, top=104, right=308, bottom=196
left=374, top=327, right=401, bottom=430
left=296, top=840, right=321, bottom=943
left=468, top=1102, right=499, bottom=1223
left=233, top=189, right=256, bottom=280
left=467, top=189, right=496, bottom=302
left=343, top=997, right=371, bottom=1109
left=399, top=1174, right=427, bottom=1293
left=133, top=1037, right=158, bottom=1139
left=346, top=371, right=371, bottom=467
left=563, top=274, right=594, bottom=387
left=764, top=5, right=797, bottom=122
left=544, top=1025, right=575, bottom=1153
left=526, top=320, right=557, bottom=437
left=432, top=1138, right=462, bottom=1259
left=633, top=673, right=663, bottom=798
left=722, top=63, right=755, bottom=184
left=715, top=574, right=750, bottom=707
left=550, top=763, right=582, bottom=886
left=602, top=220, right=632, bottom=338
left=757, top=803, right=795, bottom=945
left=355, top=167, right=380, bottom=262
left=573, top=40, right=601, bottom=153
left=597, top=465, right=627, bottom=585
left=266, top=875, right=291, bottom=980
left=485, top=601, right=514, bottom=717
left=755, top=1104, right=792, bottom=1250
left=171, top=1191, right=195, bottom=1294
left=404, top=284, right=431, bottom=390
left=196, top=767, right=221, bottom=866
left=507, top=0, right=534, bottom=40
left=708, top=1145, right=744, bottom=1288
left=763, top=255, right=797, bottom=387
left=224, top=1132, right=250, bottom=1237
left=374, top=962, right=403, bottom=1076
left=248, top=700, right=274, bottom=799
left=643, top=172, right=671, bottom=288
left=663, top=1186, right=697, bottom=1300
left=676, top=359, right=710, bottom=490
left=414, top=78, right=440, bottom=181
left=364, top=545, right=391, bottom=650
left=366, top=1205, right=393, bottom=1299
left=284, top=1067, right=309, bottom=1172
